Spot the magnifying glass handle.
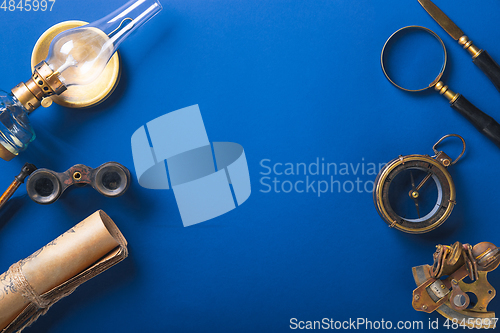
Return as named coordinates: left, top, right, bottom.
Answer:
left=451, top=94, right=500, bottom=148
left=473, top=51, right=500, bottom=93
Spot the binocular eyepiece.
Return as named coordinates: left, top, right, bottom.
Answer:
left=27, top=162, right=130, bottom=205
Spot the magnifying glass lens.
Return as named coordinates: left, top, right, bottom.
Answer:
left=382, top=28, right=445, bottom=91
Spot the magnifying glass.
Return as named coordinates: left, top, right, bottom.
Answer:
left=381, top=26, right=500, bottom=148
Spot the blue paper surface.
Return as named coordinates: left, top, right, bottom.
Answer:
left=1, top=0, right=500, bottom=332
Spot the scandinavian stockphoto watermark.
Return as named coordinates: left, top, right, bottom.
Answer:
left=260, top=158, right=385, bottom=196
left=290, top=317, right=426, bottom=330
left=131, top=105, right=251, bottom=227
left=289, top=317, right=498, bottom=330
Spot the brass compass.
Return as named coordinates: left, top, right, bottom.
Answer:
left=373, top=134, right=466, bottom=234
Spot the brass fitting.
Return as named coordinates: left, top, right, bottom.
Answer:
left=11, top=61, right=66, bottom=112
left=0, top=144, right=16, bottom=161
left=458, top=36, right=481, bottom=59
left=435, top=81, right=459, bottom=103
left=435, top=151, right=452, bottom=167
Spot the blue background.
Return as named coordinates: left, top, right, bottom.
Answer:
left=2, top=0, right=500, bottom=331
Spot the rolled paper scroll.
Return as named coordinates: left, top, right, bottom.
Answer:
left=0, top=210, right=128, bottom=333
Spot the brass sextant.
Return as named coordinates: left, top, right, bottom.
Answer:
left=412, top=241, right=500, bottom=328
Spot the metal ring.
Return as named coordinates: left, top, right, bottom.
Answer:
left=381, top=25, right=447, bottom=92
left=432, top=134, right=466, bottom=165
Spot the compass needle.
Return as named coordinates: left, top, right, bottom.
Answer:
left=415, top=199, right=421, bottom=218
left=409, top=171, right=421, bottom=218
left=416, top=172, right=432, bottom=192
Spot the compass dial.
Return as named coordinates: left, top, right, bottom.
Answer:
left=374, top=155, right=455, bottom=234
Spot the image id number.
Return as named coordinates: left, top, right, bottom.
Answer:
left=444, top=317, right=498, bottom=329
left=1, top=0, right=56, bottom=11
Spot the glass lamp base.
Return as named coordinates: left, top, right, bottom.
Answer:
left=0, top=91, right=36, bottom=161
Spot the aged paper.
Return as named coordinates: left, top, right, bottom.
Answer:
left=0, top=210, right=127, bottom=332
